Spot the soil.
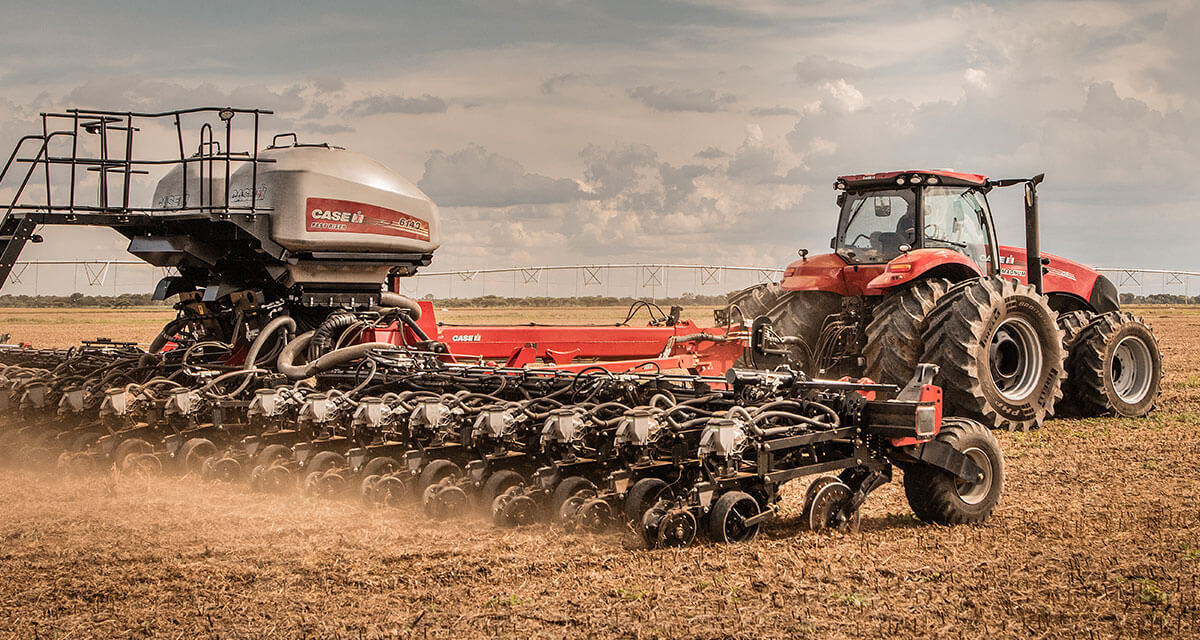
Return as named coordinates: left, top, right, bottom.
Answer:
left=0, top=307, right=1197, bottom=639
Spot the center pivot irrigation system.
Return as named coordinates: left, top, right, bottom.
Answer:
left=0, top=107, right=1160, bottom=547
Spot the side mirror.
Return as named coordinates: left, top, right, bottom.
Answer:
left=829, top=237, right=837, bottom=249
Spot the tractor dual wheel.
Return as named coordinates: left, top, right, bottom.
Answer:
left=1053, top=310, right=1096, bottom=416
left=921, top=277, right=1065, bottom=431
left=1064, top=311, right=1162, bottom=418
left=904, top=417, right=1004, bottom=525
left=863, top=278, right=951, bottom=386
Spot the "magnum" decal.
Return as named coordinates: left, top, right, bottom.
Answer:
left=305, top=197, right=430, bottom=241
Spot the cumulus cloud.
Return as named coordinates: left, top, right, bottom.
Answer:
left=749, top=105, right=800, bottom=116
left=343, top=94, right=448, bottom=117
left=419, top=145, right=587, bottom=207
left=541, top=73, right=585, bottom=94
left=62, top=77, right=308, bottom=114
left=5, top=0, right=1200, bottom=280
left=794, top=55, right=864, bottom=85
left=311, top=76, right=345, bottom=93
left=627, top=86, right=737, bottom=112
left=694, top=146, right=729, bottom=159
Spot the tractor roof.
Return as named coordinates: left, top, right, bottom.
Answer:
left=835, top=170, right=988, bottom=190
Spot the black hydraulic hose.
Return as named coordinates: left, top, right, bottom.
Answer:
left=248, top=316, right=295, bottom=368
left=751, top=411, right=830, bottom=429
left=309, top=312, right=357, bottom=361
left=380, top=292, right=422, bottom=320
left=397, top=313, right=429, bottom=342
left=227, top=315, right=295, bottom=397
left=277, top=331, right=315, bottom=379
left=277, top=331, right=395, bottom=380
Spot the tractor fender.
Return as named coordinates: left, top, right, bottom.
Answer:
left=866, top=249, right=982, bottom=292
left=780, top=252, right=850, bottom=295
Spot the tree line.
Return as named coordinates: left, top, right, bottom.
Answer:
left=0, top=292, right=734, bottom=308
left=2, top=290, right=1190, bottom=308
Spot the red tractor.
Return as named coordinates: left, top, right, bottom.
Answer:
left=726, top=170, right=1162, bottom=431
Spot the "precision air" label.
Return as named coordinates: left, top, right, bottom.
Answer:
left=305, top=197, right=430, bottom=241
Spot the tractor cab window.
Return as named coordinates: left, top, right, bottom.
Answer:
left=835, top=189, right=916, bottom=264
left=922, top=186, right=992, bottom=271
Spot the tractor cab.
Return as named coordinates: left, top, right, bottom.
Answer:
left=832, top=170, right=998, bottom=276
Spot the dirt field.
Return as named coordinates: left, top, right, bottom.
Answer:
left=0, top=305, right=722, bottom=349
left=0, top=307, right=1198, bottom=638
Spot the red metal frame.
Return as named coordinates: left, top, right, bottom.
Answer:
left=367, top=301, right=745, bottom=375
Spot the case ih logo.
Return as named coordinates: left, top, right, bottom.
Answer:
left=451, top=334, right=482, bottom=343
left=306, top=197, right=430, bottom=241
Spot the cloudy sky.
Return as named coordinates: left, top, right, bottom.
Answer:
left=1, top=0, right=1197, bottom=295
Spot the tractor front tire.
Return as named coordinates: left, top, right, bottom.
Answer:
left=921, top=277, right=1065, bottom=431
left=863, top=278, right=951, bottom=386
left=1065, top=311, right=1162, bottom=417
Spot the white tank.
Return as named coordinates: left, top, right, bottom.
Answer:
left=151, top=153, right=228, bottom=212
left=226, top=144, right=441, bottom=255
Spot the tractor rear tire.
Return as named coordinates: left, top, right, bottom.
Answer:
left=723, top=282, right=782, bottom=327
left=921, top=277, right=1064, bottom=431
left=1057, top=310, right=1095, bottom=349
left=1053, top=310, right=1095, bottom=417
left=1065, top=311, right=1162, bottom=417
left=904, top=417, right=1003, bottom=525
left=748, top=290, right=843, bottom=374
left=863, top=278, right=951, bottom=386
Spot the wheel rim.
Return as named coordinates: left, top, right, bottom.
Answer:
left=988, top=317, right=1043, bottom=401
left=657, top=509, right=697, bottom=547
left=1111, top=335, right=1154, bottom=404
left=955, top=447, right=992, bottom=505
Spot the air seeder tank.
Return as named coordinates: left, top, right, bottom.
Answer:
left=225, top=143, right=441, bottom=256
left=145, top=139, right=441, bottom=299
